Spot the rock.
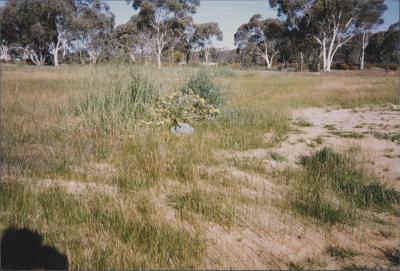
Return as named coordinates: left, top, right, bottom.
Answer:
left=170, top=123, right=194, bottom=136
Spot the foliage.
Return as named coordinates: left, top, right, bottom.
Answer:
left=269, top=0, right=387, bottom=71
left=70, top=0, right=115, bottom=64
left=234, top=15, right=285, bottom=68
left=366, top=22, right=400, bottom=64
left=0, top=0, right=76, bottom=65
left=335, top=63, right=350, bottom=70
left=192, top=22, right=223, bottom=62
left=181, top=69, right=225, bottom=107
left=0, top=0, right=115, bottom=65
left=148, top=90, right=220, bottom=125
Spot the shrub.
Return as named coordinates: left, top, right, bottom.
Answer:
left=148, top=91, right=220, bottom=125
left=181, top=69, right=225, bottom=107
left=387, top=64, right=399, bottom=71
left=335, top=63, right=349, bottom=70
left=364, top=63, right=377, bottom=70
left=349, top=64, right=359, bottom=70
left=173, top=51, right=184, bottom=63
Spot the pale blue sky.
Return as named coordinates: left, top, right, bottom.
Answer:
left=0, top=0, right=398, bottom=48
left=104, top=0, right=400, bottom=48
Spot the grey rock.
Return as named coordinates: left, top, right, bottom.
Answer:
left=170, top=123, right=194, bottom=136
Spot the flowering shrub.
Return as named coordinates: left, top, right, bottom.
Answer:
left=142, top=90, right=220, bottom=125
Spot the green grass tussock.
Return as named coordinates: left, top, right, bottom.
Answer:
left=182, top=69, right=225, bottom=107
left=289, top=148, right=400, bottom=224
left=326, top=246, right=360, bottom=260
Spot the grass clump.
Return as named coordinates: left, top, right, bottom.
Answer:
left=169, top=189, right=236, bottom=228
left=293, top=118, right=313, bottom=127
left=182, top=69, right=224, bottom=107
left=326, top=246, right=360, bottom=260
left=373, top=132, right=400, bottom=143
left=382, top=246, right=400, bottom=266
left=270, top=152, right=285, bottom=161
left=289, top=148, right=400, bottom=225
left=214, top=66, right=236, bottom=78
left=72, top=70, right=158, bottom=134
left=332, top=130, right=364, bottom=139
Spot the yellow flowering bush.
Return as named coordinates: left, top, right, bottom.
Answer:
left=145, top=89, right=221, bottom=125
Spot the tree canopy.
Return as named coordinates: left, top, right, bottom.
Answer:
left=235, top=15, right=284, bottom=68
left=269, top=0, right=387, bottom=71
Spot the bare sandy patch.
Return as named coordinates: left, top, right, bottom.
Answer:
left=2, top=177, right=118, bottom=197
left=72, top=162, right=117, bottom=181
left=292, top=106, right=400, bottom=187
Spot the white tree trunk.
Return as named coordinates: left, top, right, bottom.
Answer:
left=313, top=14, right=355, bottom=72
left=204, top=47, right=210, bottom=63
left=130, top=51, right=136, bottom=63
left=359, top=31, right=368, bottom=70
left=156, top=50, right=162, bottom=69
left=300, top=51, right=304, bottom=72
left=54, top=51, right=59, bottom=66
left=50, top=29, right=67, bottom=67
left=25, top=48, right=45, bottom=66
left=0, top=45, right=11, bottom=62
left=257, top=41, right=275, bottom=69
left=150, top=12, right=168, bottom=70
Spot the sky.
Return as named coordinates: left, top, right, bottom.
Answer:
left=0, top=0, right=398, bottom=48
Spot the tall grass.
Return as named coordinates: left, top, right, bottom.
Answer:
left=71, top=69, right=158, bottom=134
left=0, top=183, right=205, bottom=269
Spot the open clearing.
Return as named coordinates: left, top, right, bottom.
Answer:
left=1, top=64, right=399, bottom=269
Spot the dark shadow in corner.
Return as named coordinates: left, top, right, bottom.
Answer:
left=1, top=227, right=69, bottom=270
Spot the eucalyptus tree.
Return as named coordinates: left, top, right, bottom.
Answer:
left=355, top=0, right=386, bottom=69
left=71, top=0, right=115, bottom=64
left=0, top=0, right=75, bottom=65
left=126, top=0, right=199, bottom=68
left=269, top=0, right=387, bottom=72
left=366, top=22, right=400, bottom=65
left=193, top=22, right=222, bottom=63
left=234, top=15, right=284, bottom=69
left=381, top=22, right=400, bottom=64
left=181, top=23, right=197, bottom=64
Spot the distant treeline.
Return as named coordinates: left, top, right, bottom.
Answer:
left=0, top=0, right=398, bottom=71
